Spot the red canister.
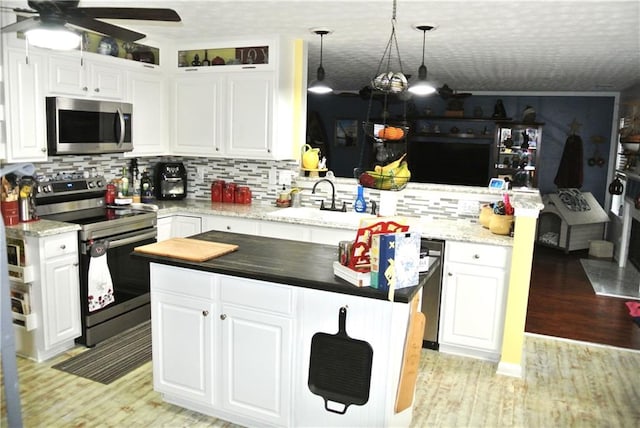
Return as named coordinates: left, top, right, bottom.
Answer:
left=235, top=186, right=252, bottom=204
left=105, top=183, right=117, bottom=204
left=223, top=183, right=237, bottom=203
left=211, top=180, right=224, bottom=202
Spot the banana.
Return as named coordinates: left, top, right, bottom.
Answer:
left=379, top=153, right=407, bottom=174
left=360, top=157, right=411, bottom=190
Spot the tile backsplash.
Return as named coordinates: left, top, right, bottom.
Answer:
left=6, top=154, right=501, bottom=222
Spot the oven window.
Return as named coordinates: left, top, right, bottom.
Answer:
left=106, top=236, right=155, bottom=301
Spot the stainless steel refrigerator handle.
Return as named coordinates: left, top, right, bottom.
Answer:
left=116, top=108, right=125, bottom=146
left=107, top=230, right=157, bottom=249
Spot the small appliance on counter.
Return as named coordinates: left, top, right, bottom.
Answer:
left=155, top=162, right=187, bottom=200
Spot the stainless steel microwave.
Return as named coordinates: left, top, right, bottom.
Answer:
left=46, top=97, right=133, bottom=155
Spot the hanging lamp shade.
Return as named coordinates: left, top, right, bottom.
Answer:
left=408, top=25, right=436, bottom=96
left=308, top=29, right=333, bottom=94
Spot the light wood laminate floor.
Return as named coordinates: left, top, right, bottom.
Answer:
left=2, top=334, right=639, bottom=427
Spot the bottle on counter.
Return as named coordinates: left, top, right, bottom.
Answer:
left=140, top=170, right=154, bottom=203
left=354, top=185, right=367, bottom=213
left=120, top=166, right=129, bottom=197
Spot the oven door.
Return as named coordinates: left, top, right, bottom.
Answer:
left=79, top=227, right=156, bottom=342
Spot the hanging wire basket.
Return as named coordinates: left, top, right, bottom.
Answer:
left=355, top=0, right=411, bottom=188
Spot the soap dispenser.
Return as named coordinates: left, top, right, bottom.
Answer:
left=354, top=185, right=367, bottom=213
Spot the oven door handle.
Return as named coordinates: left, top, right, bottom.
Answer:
left=106, top=229, right=157, bottom=249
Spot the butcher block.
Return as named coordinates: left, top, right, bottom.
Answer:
left=134, top=238, right=238, bottom=262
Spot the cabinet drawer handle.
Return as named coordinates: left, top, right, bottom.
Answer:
left=202, top=310, right=209, bottom=317
left=60, top=244, right=66, bottom=250
left=220, top=314, right=227, bottom=320
left=473, top=254, right=480, bottom=259
left=226, top=226, right=231, bottom=230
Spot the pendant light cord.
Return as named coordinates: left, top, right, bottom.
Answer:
left=421, top=28, right=426, bottom=66
left=319, top=33, right=324, bottom=67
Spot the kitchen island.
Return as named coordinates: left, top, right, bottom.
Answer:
left=134, top=230, right=434, bottom=428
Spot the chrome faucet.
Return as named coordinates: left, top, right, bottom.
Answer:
left=311, top=179, right=346, bottom=212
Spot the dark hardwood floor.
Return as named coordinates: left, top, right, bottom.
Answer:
left=526, top=244, right=640, bottom=350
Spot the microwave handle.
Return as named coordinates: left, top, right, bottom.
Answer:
left=115, top=108, right=125, bottom=146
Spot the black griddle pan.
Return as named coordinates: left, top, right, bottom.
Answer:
left=308, top=306, right=374, bottom=414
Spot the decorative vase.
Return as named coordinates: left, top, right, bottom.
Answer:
left=301, top=144, right=320, bottom=169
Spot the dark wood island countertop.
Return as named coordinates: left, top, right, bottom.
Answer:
left=133, top=230, right=434, bottom=303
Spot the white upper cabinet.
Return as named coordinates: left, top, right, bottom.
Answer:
left=4, top=48, right=48, bottom=162
left=171, top=72, right=224, bottom=156
left=125, top=68, right=169, bottom=157
left=48, top=53, right=125, bottom=100
left=170, top=37, right=303, bottom=160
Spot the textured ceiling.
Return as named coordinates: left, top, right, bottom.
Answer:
left=2, top=0, right=639, bottom=93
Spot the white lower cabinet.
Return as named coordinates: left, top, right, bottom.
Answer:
left=439, top=241, right=512, bottom=361
left=151, top=264, right=294, bottom=427
left=257, top=220, right=355, bottom=245
left=13, top=231, right=81, bottom=362
left=152, top=292, right=215, bottom=405
left=201, top=214, right=259, bottom=235
left=156, top=214, right=203, bottom=241
left=172, top=215, right=203, bottom=237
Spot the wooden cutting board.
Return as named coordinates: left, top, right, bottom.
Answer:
left=395, top=295, right=426, bottom=413
left=134, top=238, right=239, bottom=262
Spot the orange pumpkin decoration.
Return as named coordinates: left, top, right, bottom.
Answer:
left=377, top=126, right=405, bottom=140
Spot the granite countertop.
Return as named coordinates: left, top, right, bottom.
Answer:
left=133, top=229, right=433, bottom=304
left=4, top=219, right=80, bottom=239
left=154, top=200, right=516, bottom=246
left=5, top=189, right=541, bottom=246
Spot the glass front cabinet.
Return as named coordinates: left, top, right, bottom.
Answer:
left=494, top=121, right=544, bottom=188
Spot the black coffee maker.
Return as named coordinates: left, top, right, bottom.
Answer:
left=155, top=162, right=187, bottom=200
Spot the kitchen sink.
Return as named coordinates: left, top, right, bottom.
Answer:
left=266, top=207, right=376, bottom=228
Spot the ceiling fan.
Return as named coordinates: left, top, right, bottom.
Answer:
left=1, top=0, right=181, bottom=43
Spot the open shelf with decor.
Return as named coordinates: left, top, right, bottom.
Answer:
left=178, top=45, right=269, bottom=68
left=494, top=121, right=544, bottom=188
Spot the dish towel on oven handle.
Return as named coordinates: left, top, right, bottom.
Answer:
left=87, top=240, right=115, bottom=312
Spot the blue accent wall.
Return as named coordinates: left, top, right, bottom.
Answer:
left=308, top=93, right=616, bottom=206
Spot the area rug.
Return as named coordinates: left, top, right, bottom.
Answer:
left=580, top=258, right=640, bottom=300
left=52, top=321, right=151, bottom=384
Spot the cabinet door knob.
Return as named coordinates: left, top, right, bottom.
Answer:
left=94, top=88, right=100, bottom=93
left=226, top=226, right=231, bottom=230
left=82, top=86, right=88, bottom=91
left=60, top=244, right=66, bottom=250
left=202, top=310, right=209, bottom=316
left=473, top=254, right=480, bottom=259
left=41, top=147, right=47, bottom=152
left=448, top=272, right=453, bottom=276
left=220, top=314, right=227, bottom=320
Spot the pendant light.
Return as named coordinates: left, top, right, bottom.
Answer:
left=308, top=29, right=333, bottom=94
left=408, top=24, right=437, bottom=96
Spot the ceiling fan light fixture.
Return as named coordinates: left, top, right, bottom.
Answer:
left=308, top=28, right=333, bottom=94
left=408, top=24, right=437, bottom=96
left=25, top=26, right=81, bottom=50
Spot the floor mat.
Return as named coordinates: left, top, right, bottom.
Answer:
left=580, top=259, right=640, bottom=300
left=52, top=321, right=151, bottom=384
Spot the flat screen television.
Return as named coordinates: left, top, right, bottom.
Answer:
left=408, top=141, right=493, bottom=187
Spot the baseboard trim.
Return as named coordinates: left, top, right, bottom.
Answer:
left=496, top=359, right=524, bottom=378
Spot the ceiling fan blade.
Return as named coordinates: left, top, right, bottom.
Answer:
left=1, top=16, right=40, bottom=34
left=74, top=8, right=181, bottom=22
left=66, top=17, right=145, bottom=42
